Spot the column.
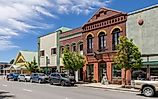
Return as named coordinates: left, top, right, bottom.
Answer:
left=106, top=62, right=112, bottom=82
left=122, top=68, right=131, bottom=85
left=83, top=64, right=87, bottom=81
left=93, top=63, right=99, bottom=82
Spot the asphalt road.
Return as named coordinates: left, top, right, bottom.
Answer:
left=0, top=78, right=154, bottom=99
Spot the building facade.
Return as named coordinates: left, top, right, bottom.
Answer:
left=127, top=5, right=158, bottom=77
left=38, top=27, right=71, bottom=73
left=82, top=8, right=128, bottom=83
left=59, top=27, right=83, bottom=81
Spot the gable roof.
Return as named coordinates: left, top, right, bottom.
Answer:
left=83, top=7, right=126, bottom=26
left=20, top=50, right=38, bottom=63
left=13, top=50, right=38, bottom=65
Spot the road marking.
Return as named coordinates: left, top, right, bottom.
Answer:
left=2, top=84, right=8, bottom=87
left=65, top=97, right=68, bottom=99
left=23, top=89, right=32, bottom=92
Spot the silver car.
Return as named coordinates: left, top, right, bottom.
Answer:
left=25, top=74, right=31, bottom=82
left=18, top=74, right=25, bottom=82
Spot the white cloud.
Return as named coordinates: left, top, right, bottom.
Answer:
left=0, top=0, right=111, bottom=51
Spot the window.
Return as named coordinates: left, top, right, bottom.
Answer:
left=79, top=43, right=83, bottom=51
left=98, top=32, right=106, bottom=52
left=112, top=28, right=120, bottom=50
left=66, top=45, right=70, bottom=50
left=112, top=64, right=121, bottom=78
left=87, top=35, right=93, bottom=53
left=72, top=46, right=76, bottom=52
left=61, top=47, right=64, bottom=54
left=51, top=48, right=56, bottom=54
left=40, top=50, right=44, bottom=56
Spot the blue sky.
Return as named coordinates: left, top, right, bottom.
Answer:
left=0, top=0, right=158, bottom=62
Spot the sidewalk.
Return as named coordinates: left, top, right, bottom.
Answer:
left=79, top=83, right=139, bottom=92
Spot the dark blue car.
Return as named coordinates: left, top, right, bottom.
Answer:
left=6, top=73, right=19, bottom=81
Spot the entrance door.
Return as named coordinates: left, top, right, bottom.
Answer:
left=78, top=68, right=83, bottom=81
left=98, top=63, right=106, bottom=82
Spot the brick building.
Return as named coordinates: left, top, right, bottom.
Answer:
left=59, top=27, right=83, bottom=81
left=82, top=8, right=128, bottom=83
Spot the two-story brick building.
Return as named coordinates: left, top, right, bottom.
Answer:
left=82, top=8, right=128, bottom=83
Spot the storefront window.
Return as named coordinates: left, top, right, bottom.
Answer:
left=112, top=64, right=121, bottom=78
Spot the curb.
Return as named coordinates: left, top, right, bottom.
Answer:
left=82, top=85, right=139, bottom=92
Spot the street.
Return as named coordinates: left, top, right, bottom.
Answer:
left=0, top=78, right=154, bottom=99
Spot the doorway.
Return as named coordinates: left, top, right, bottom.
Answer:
left=98, top=63, right=106, bottom=82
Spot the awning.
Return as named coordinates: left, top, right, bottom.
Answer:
left=143, top=61, right=158, bottom=66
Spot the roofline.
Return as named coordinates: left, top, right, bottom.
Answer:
left=61, top=27, right=82, bottom=34
left=38, top=31, right=55, bottom=38
left=20, top=50, right=38, bottom=53
left=128, top=4, right=158, bottom=15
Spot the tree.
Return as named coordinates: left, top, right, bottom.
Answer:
left=25, top=57, right=39, bottom=74
left=113, top=36, right=142, bottom=86
left=62, top=48, right=85, bottom=75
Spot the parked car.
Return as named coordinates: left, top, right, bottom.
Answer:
left=30, top=73, right=49, bottom=83
left=25, top=74, right=31, bottom=82
left=6, top=73, right=19, bottom=81
left=49, top=73, right=76, bottom=86
left=132, top=79, right=158, bottom=97
left=18, top=74, right=25, bottom=82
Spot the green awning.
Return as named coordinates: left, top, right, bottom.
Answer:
left=142, top=61, right=158, bottom=66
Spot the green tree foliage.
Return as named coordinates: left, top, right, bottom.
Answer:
left=25, top=57, right=39, bottom=74
left=62, top=48, right=85, bottom=73
left=113, top=36, right=142, bottom=86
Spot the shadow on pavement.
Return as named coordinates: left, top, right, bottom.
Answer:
left=136, top=94, right=158, bottom=98
left=0, top=91, right=15, bottom=99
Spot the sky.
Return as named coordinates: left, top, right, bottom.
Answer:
left=0, top=0, right=158, bottom=62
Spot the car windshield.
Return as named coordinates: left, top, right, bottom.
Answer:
left=39, top=74, right=45, bottom=76
left=60, top=74, right=68, bottom=78
left=25, top=75, right=30, bottom=76
left=14, top=73, right=19, bottom=76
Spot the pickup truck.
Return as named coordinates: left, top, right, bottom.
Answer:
left=132, top=80, right=158, bottom=97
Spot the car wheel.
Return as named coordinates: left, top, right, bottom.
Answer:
left=61, top=81, right=65, bottom=86
left=30, top=79, right=33, bottom=83
left=24, top=79, right=27, bottom=82
left=50, top=80, right=53, bottom=85
left=7, top=78, right=9, bottom=81
left=38, top=79, right=41, bottom=84
left=143, top=86, right=155, bottom=97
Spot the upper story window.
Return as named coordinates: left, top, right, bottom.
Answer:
left=98, top=32, right=106, bottom=52
left=71, top=43, right=76, bottom=52
left=79, top=43, right=83, bottom=51
left=112, top=28, right=120, bottom=50
left=66, top=45, right=70, bottom=50
left=51, top=48, right=56, bottom=55
left=87, top=34, right=93, bottom=53
left=40, top=50, right=44, bottom=56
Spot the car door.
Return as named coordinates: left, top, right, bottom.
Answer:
left=34, top=74, right=39, bottom=82
left=56, top=74, right=61, bottom=84
left=50, top=74, right=56, bottom=83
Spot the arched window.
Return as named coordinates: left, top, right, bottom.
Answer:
left=78, top=42, right=83, bottom=51
left=98, top=32, right=106, bottom=52
left=65, top=45, right=70, bottom=50
left=87, top=35, right=93, bottom=53
left=71, top=43, right=76, bottom=52
left=112, top=28, right=120, bottom=50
